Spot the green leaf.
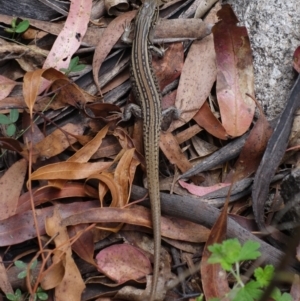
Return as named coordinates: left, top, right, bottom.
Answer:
left=69, top=56, right=79, bottom=71
left=17, top=269, right=27, bottom=279
left=4, top=28, right=15, bottom=33
left=6, top=289, right=22, bottom=301
left=232, top=281, right=262, bottom=301
left=71, top=64, right=86, bottom=72
left=60, top=68, right=68, bottom=73
left=15, top=20, right=30, bottom=33
left=14, top=260, right=27, bottom=269
left=238, top=240, right=261, bottom=261
left=11, top=19, right=17, bottom=29
left=6, top=293, right=17, bottom=301
left=254, top=265, right=274, bottom=288
left=37, top=291, right=48, bottom=300
left=208, top=238, right=242, bottom=271
left=9, top=109, right=19, bottom=123
left=271, top=287, right=292, bottom=301
left=30, top=259, right=38, bottom=270
left=0, top=114, right=11, bottom=125
left=15, top=289, right=22, bottom=298
left=6, top=123, right=16, bottom=137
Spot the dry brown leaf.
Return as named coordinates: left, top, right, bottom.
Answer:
left=96, top=244, right=151, bottom=284
left=62, top=206, right=210, bottom=243
left=44, top=207, right=85, bottom=300
left=92, top=10, right=136, bottom=92
left=193, top=101, right=228, bottom=140
left=0, top=75, right=17, bottom=100
left=30, top=161, right=112, bottom=181
left=68, top=224, right=96, bottom=266
left=213, top=4, right=255, bottom=137
left=23, top=69, right=46, bottom=117
left=201, top=194, right=230, bottom=300
left=170, top=35, right=217, bottom=131
left=32, top=123, right=85, bottom=159
left=0, top=159, right=27, bottom=220
left=160, top=132, right=192, bottom=173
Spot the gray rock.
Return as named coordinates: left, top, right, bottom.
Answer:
left=225, top=0, right=300, bottom=118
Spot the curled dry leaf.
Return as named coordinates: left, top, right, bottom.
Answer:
left=105, top=0, right=129, bottom=16
left=44, top=207, right=85, bottom=300
left=49, top=124, right=109, bottom=187
left=213, top=4, right=255, bottom=137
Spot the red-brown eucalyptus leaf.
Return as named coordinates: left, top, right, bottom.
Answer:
left=213, top=4, right=255, bottom=137
left=32, top=123, right=85, bottom=159
left=201, top=193, right=230, bottom=300
left=160, top=132, right=192, bottom=173
left=114, top=148, right=137, bottom=207
left=0, top=201, right=98, bottom=246
left=293, top=46, right=300, bottom=73
left=92, top=11, right=136, bottom=92
left=17, top=183, right=98, bottom=214
left=0, top=137, right=23, bottom=153
left=193, top=101, right=228, bottom=140
left=225, top=108, right=273, bottom=182
left=179, top=181, right=230, bottom=197
left=68, top=224, right=96, bottom=266
left=48, top=125, right=109, bottom=188
left=96, top=244, right=151, bottom=284
left=30, top=161, right=112, bottom=181
left=23, top=69, right=46, bottom=117
left=0, top=159, right=27, bottom=220
left=152, top=42, right=184, bottom=91
left=170, top=35, right=217, bottom=131
left=62, top=206, right=210, bottom=243
left=0, top=75, right=17, bottom=100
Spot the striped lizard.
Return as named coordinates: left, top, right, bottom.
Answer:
left=124, top=0, right=162, bottom=299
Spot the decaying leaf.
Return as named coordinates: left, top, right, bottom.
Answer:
left=213, top=4, right=255, bottom=137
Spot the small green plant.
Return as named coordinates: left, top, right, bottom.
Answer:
left=9, top=260, right=48, bottom=300
left=14, top=259, right=38, bottom=279
left=6, top=287, right=48, bottom=301
left=0, top=108, right=19, bottom=137
left=207, top=238, right=292, bottom=301
left=60, top=56, right=86, bottom=76
left=5, top=18, right=30, bottom=39
left=6, top=288, right=22, bottom=301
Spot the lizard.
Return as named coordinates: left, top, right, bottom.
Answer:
left=126, top=0, right=162, bottom=299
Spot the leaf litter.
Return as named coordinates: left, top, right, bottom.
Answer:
left=0, top=1, right=299, bottom=301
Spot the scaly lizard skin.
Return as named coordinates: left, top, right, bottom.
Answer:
left=130, top=0, right=161, bottom=300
